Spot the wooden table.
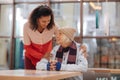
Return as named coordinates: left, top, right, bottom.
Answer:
left=0, top=70, right=81, bottom=80
left=88, top=68, right=110, bottom=73
left=110, top=69, right=120, bottom=74
left=88, top=68, right=120, bottom=74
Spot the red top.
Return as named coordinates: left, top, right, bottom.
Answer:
left=24, top=40, right=52, bottom=66
left=23, top=22, right=58, bottom=66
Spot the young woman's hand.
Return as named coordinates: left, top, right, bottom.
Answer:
left=80, top=45, right=88, bottom=58
left=43, top=52, right=51, bottom=60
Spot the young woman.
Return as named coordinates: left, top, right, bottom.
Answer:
left=23, top=5, right=58, bottom=69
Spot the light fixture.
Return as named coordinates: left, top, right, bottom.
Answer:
left=89, top=1, right=102, bottom=10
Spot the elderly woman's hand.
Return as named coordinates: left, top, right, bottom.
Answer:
left=49, top=60, right=57, bottom=71
left=47, top=59, right=61, bottom=71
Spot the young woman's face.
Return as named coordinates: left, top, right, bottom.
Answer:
left=38, top=16, right=51, bottom=29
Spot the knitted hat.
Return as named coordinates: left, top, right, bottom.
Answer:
left=59, top=27, right=76, bottom=41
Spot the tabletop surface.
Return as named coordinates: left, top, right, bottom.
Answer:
left=0, top=70, right=81, bottom=80
left=88, top=68, right=120, bottom=74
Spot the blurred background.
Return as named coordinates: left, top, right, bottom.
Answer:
left=0, top=0, right=120, bottom=70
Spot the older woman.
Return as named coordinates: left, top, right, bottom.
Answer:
left=36, top=27, right=88, bottom=80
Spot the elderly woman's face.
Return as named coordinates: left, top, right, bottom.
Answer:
left=56, top=31, right=71, bottom=47
left=56, top=32, right=62, bottom=44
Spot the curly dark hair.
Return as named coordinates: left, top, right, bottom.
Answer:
left=29, top=5, right=55, bottom=31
